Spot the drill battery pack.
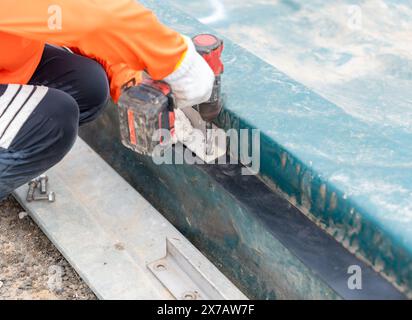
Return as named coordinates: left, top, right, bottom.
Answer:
left=118, top=79, right=175, bottom=156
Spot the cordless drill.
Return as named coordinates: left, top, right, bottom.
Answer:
left=118, top=34, right=224, bottom=156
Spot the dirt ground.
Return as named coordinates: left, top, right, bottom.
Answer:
left=0, top=196, right=96, bottom=300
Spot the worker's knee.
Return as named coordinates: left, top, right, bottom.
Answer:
left=43, top=89, right=80, bottom=160
left=4, top=87, right=79, bottom=157
left=76, top=58, right=110, bottom=125
left=9, top=88, right=80, bottom=163
left=29, top=45, right=110, bottom=125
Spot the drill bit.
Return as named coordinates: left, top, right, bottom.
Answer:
left=205, top=122, right=214, bottom=155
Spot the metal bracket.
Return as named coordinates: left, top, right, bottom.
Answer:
left=147, top=238, right=228, bottom=300
left=178, top=107, right=227, bottom=164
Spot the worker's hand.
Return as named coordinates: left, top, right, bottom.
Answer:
left=164, top=36, right=215, bottom=109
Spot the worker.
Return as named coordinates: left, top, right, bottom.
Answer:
left=0, top=0, right=215, bottom=201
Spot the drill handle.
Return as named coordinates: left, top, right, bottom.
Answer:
left=193, top=34, right=224, bottom=76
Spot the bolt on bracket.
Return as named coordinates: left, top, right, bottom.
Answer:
left=147, top=238, right=227, bottom=300
left=26, top=175, right=56, bottom=203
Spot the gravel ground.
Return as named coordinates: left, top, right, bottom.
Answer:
left=0, top=196, right=96, bottom=300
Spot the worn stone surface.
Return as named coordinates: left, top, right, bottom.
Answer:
left=139, top=0, right=412, bottom=296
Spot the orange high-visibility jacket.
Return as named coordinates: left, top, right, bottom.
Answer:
left=0, top=0, right=187, bottom=101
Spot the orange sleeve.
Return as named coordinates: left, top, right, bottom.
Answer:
left=0, top=0, right=188, bottom=101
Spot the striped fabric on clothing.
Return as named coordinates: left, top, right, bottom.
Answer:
left=0, top=84, right=48, bottom=149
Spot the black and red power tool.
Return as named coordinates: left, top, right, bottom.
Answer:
left=118, top=34, right=224, bottom=156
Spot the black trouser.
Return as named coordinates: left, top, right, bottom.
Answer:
left=0, top=45, right=110, bottom=200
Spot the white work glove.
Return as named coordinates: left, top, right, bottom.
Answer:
left=164, top=35, right=215, bottom=109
